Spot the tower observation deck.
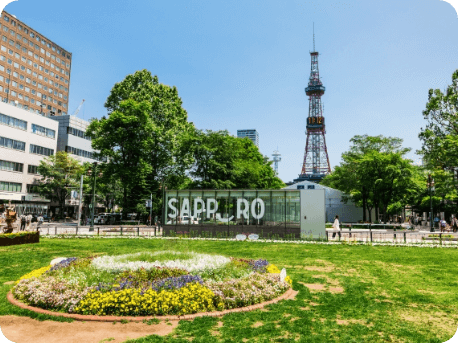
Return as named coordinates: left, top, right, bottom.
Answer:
left=294, top=30, right=331, bottom=184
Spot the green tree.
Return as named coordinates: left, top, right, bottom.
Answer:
left=322, top=135, right=420, bottom=222
left=87, top=70, right=195, bottom=218
left=190, top=130, right=284, bottom=189
left=418, top=69, right=458, bottom=171
left=36, top=152, right=84, bottom=219
left=418, top=69, right=458, bottom=217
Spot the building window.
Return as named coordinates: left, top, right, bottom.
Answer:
left=29, top=144, right=54, bottom=156
left=0, top=160, right=23, bottom=173
left=32, top=123, right=56, bottom=139
left=27, top=165, right=39, bottom=175
left=67, top=126, right=91, bottom=141
left=0, top=181, right=22, bottom=193
left=65, top=145, right=95, bottom=159
left=0, top=136, right=26, bottom=151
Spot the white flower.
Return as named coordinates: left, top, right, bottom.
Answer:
left=91, top=251, right=231, bottom=273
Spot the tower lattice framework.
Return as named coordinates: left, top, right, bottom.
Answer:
left=299, top=43, right=331, bottom=181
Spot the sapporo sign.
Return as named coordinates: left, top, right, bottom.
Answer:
left=168, top=197, right=265, bottom=223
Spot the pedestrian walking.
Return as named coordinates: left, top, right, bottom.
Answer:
left=20, top=214, right=26, bottom=231
left=332, top=215, right=340, bottom=238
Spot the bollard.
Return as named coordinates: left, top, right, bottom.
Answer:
left=55, top=226, right=57, bottom=235
left=370, top=228, right=373, bottom=243
left=440, top=232, right=442, bottom=245
left=76, top=226, right=78, bottom=236
left=138, top=227, right=140, bottom=236
left=338, top=231, right=341, bottom=242
left=154, top=226, right=156, bottom=237
left=326, top=230, right=329, bottom=242
left=97, top=227, right=100, bottom=236
left=120, top=226, right=123, bottom=236
left=404, top=231, right=406, bottom=243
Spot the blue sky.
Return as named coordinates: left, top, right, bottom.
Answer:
left=3, top=0, right=458, bottom=183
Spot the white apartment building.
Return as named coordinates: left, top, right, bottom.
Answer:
left=0, top=100, right=58, bottom=214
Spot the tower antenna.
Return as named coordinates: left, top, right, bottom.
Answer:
left=294, top=25, right=331, bottom=183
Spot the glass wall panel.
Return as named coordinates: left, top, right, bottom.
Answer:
left=271, top=191, right=286, bottom=225
left=165, top=190, right=178, bottom=225
left=164, top=189, right=302, bottom=238
left=286, top=191, right=300, bottom=226
left=176, top=191, right=190, bottom=226
left=243, top=191, right=256, bottom=230
left=190, top=191, right=203, bottom=225
left=215, top=191, right=229, bottom=224
left=202, top=191, right=217, bottom=225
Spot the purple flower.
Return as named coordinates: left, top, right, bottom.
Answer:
left=48, top=258, right=78, bottom=272
left=249, top=259, right=269, bottom=272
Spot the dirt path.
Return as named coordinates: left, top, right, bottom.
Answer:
left=0, top=316, right=177, bottom=343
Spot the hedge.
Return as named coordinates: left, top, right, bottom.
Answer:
left=0, top=231, right=40, bottom=246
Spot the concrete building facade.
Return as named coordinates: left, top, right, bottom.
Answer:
left=0, top=101, right=58, bottom=214
left=0, top=10, right=72, bottom=116
left=284, top=180, right=374, bottom=223
left=51, top=115, right=98, bottom=164
left=237, top=129, right=259, bottom=147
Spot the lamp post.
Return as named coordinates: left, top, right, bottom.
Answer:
left=90, top=162, right=98, bottom=232
left=428, top=174, right=435, bottom=232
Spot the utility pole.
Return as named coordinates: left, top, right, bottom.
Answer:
left=76, top=175, right=83, bottom=228
left=428, top=174, right=435, bottom=232
left=90, top=162, right=98, bottom=232
left=149, top=193, right=153, bottom=226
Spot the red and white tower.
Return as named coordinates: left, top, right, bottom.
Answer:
left=295, top=30, right=331, bottom=183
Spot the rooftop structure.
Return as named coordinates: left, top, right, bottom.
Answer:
left=272, top=149, right=281, bottom=175
left=0, top=10, right=72, bottom=117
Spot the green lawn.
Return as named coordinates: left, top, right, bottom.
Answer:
left=1, top=237, right=457, bottom=342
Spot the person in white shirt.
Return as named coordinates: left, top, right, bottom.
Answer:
left=332, top=215, right=340, bottom=238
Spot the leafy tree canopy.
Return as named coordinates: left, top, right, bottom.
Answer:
left=87, top=70, right=195, bottom=217
left=190, top=130, right=284, bottom=190
left=37, top=152, right=84, bottom=218
left=418, top=69, right=458, bottom=170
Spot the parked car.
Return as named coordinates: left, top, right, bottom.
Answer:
left=42, top=214, right=51, bottom=222
left=94, top=215, right=108, bottom=225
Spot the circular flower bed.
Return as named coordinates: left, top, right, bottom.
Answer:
left=12, top=251, right=292, bottom=317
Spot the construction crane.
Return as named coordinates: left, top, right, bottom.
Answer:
left=71, top=99, right=85, bottom=117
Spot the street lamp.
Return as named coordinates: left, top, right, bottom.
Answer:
left=427, top=174, right=435, bottom=232
left=90, top=162, right=98, bottom=232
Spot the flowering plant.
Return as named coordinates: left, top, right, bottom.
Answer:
left=13, top=250, right=292, bottom=316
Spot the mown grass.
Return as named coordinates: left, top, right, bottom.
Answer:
left=0, top=238, right=457, bottom=342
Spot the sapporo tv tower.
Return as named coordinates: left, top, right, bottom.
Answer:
left=294, top=26, right=331, bottom=183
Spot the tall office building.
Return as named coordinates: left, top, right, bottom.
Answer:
left=0, top=11, right=72, bottom=116
left=237, top=129, right=259, bottom=148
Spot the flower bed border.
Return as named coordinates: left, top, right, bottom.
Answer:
left=7, top=288, right=297, bottom=322
left=0, top=231, right=39, bottom=246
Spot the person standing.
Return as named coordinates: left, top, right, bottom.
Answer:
left=26, top=213, right=32, bottom=230
left=332, top=215, right=340, bottom=238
